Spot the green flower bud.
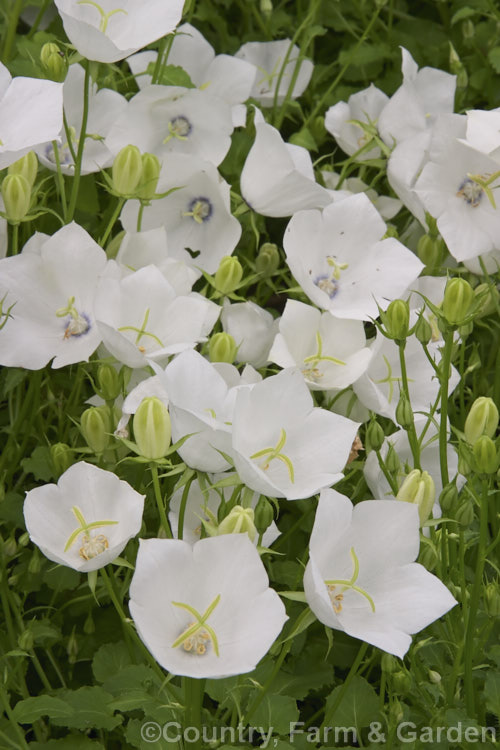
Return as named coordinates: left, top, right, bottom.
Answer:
left=18, top=531, right=30, bottom=547
left=50, top=442, right=73, bottom=477
left=365, top=420, right=385, bottom=452
left=254, top=496, right=274, bottom=535
left=214, top=256, right=243, bottom=294
left=385, top=299, right=410, bottom=341
left=40, top=42, right=67, bottom=82
left=3, top=537, right=17, bottom=557
left=1, top=174, right=31, bottom=224
left=462, top=19, right=475, bottom=40
left=137, top=152, right=161, bottom=201
left=256, top=243, right=280, bottom=276
left=455, top=497, right=475, bottom=526
left=474, top=282, right=500, bottom=319
left=260, top=0, right=273, bottom=16
left=381, top=653, right=397, bottom=673
left=81, top=406, right=112, bottom=454
left=419, top=541, right=438, bottom=571
left=428, top=669, right=441, bottom=684
left=472, top=435, right=499, bottom=474
left=449, top=43, right=468, bottom=89
left=133, top=396, right=171, bottom=460
left=442, top=277, right=474, bottom=327
left=464, top=397, right=499, bottom=444
left=8, top=152, right=38, bottom=188
left=392, top=671, right=411, bottom=694
left=485, top=582, right=500, bottom=617
left=208, top=332, right=237, bottom=364
left=97, top=363, right=121, bottom=402
left=112, top=144, right=143, bottom=197
left=18, top=629, right=34, bottom=652
left=83, top=612, right=95, bottom=634
left=395, top=392, right=413, bottom=430
left=28, top=548, right=42, bottom=574
left=415, top=314, right=432, bottom=345
left=218, top=505, right=257, bottom=542
left=384, top=224, right=398, bottom=239
left=397, top=469, right=435, bottom=525
left=67, top=628, right=78, bottom=664
left=386, top=443, right=401, bottom=474
left=106, top=229, right=125, bottom=259
left=417, top=234, right=444, bottom=268
left=389, top=698, right=404, bottom=724
left=439, top=482, right=459, bottom=513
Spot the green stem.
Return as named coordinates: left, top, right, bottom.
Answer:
left=136, top=202, right=145, bottom=232
left=177, top=474, right=194, bottom=540
left=51, top=141, right=68, bottom=222
left=184, top=677, right=205, bottom=750
left=398, top=342, right=421, bottom=470
left=0, top=685, right=29, bottom=750
left=2, top=0, right=23, bottom=62
left=26, top=0, right=52, bottom=38
left=67, top=62, right=91, bottom=222
left=375, top=448, right=399, bottom=495
left=438, top=331, right=454, bottom=487
left=320, top=641, right=369, bottom=730
left=10, top=223, right=19, bottom=256
left=150, top=463, right=173, bottom=538
left=100, top=197, right=125, bottom=247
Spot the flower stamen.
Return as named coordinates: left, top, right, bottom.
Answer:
left=324, top=547, right=375, bottom=613
left=77, top=0, right=127, bottom=33
left=250, top=428, right=295, bottom=483
left=171, top=594, right=221, bottom=657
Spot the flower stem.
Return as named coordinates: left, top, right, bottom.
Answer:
left=150, top=463, right=173, bottom=538
left=51, top=140, right=68, bottom=222
left=320, top=641, right=369, bottom=730
left=100, top=197, right=125, bottom=248
left=67, top=61, right=91, bottom=222
left=183, top=677, right=206, bottom=750
left=398, top=342, right=421, bottom=469
left=438, top=331, right=454, bottom=487
left=2, top=0, right=23, bottom=62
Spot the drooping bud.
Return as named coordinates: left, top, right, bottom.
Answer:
left=1, top=174, right=31, bottom=224
left=442, top=277, right=474, bottom=327
left=462, top=19, right=475, bottom=41
left=137, top=152, right=161, bottom=201
left=80, top=406, right=112, bottom=454
left=133, top=397, right=171, bottom=460
left=365, top=421, right=385, bottom=452
left=50, top=442, right=73, bottom=478
left=464, top=397, right=499, bottom=444
left=40, top=42, right=67, bottom=81
left=67, top=628, right=78, bottom=664
left=384, top=299, right=410, bottom=342
left=214, top=256, right=243, bottom=295
left=395, top=391, right=413, bottom=430
left=111, top=144, right=143, bottom=197
left=208, top=332, right=237, bottom=364
left=8, top=152, right=38, bottom=188
left=396, top=469, right=435, bottom=525
left=472, top=435, right=499, bottom=475
left=392, top=671, right=411, bottom=694
left=97, top=363, right=121, bottom=402
left=218, top=505, right=257, bottom=542
left=256, top=242, right=280, bottom=276
left=254, top=496, right=274, bottom=535
left=28, top=548, right=42, bottom=574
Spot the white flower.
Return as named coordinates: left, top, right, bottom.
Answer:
left=53, top=0, right=184, bottom=63
left=0, top=223, right=109, bottom=369
left=232, top=368, right=359, bottom=500
left=24, top=462, right=145, bottom=573
left=235, top=40, right=313, bottom=106
left=464, top=107, right=500, bottom=162
left=322, top=171, right=402, bottom=220
left=269, top=300, right=372, bottom=390
left=325, top=84, right=388, bottom=160
left=304, top=489, right=457, bottom=657
left=129, top=534, right=288, bottom=678
left=283, top=193, right=423, bottom=320
left=0, top=63, right=63, bottom=169
left=221, top=299, right=278, bottom=368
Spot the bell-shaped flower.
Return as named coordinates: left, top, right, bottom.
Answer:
left=304, top=489, right=457, bottom=658
left=283, top=193, right=423, bottom=320
left=121, top=154, right=241, bottom=274
left=269, top=300, right=372, bottom=390
left=53, top=0, right=184, bottom=63
left=0, top=223, right=110, bottom=369
left=325, top=84, right=388, bottom=160
left=221, top=299, right=278, bottom=369
left=129, top=534, right=287, bottom=678
left=95, top=265, right=219, bottom=369
left=232, top=368, right=359, bottom=500
left=386, top=129, right=430, bottom=227
left=240, top=120, right=331, bottom=217
left=464, top=107, right=500, bottom=162
left=0, top=63, right=63, bottom=169
left=38, top=64, right=127, bottom=175
left=24, top=461, right=145, bottom=573
left=106, top=85, right=233, bottom=167
left=235, top=40, right=313, bottom=106
left=321, top=171, right=402, bottom=220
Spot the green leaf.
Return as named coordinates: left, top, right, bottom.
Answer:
left=21, top=446, right=54, bottom=481
left=252, top=694, right=299, bottom=734
left=92, top=641, right=133, bottom=682
left=325, top=676, right=380, bottom=730
left=52, top=687, right=122, bottom=731
left=485, top=672, right=500, bottom=718
left=145, top=63, right=195, bottom=88
left=451, top=7, right=477, bottom=24
left=12, top=696, right=72, bottom=724
left=28, top=738, right=105, bottom=750
left=1, top=367, right=28, bottom=396
left=487, top=47, right=500, bottom=74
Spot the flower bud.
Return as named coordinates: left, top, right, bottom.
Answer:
left=40, top=42, right=67, bottom=82
left=415, top=314, right=432, bottom=346
left=208, top=332, right=237, bottom=364
left=50, top=442, right=73, bottom=477
left=464, top=397, right=499, bottom=444
left=256, top=243, right=280, bottom=276
left=137, top=153, right=161, bottom=201
left=365, top=421, right=385, bottom=452
left=392, top=671, right=411, bottom=694
left=456, top=497, right=475, bottom=526
left=439, top=482, right=459, bottom=513
left=18, top=532, right=30, bottom=548
left=485, top=582, right=500, bottom=617
left=28, top=548, right=42, bottom=574
left=428, top=669, right=441, bottom=684
left=133, top=397, right=171, bottom=460
left=442, top=278, right=474, bottom=327
left=419, top=542, right=438, bottom=572
left=18, top=630, right=34, bottom=652
left=3, top=537, right=17, bottom=557
left=1, top=174, right=31, bottom=224
left=8, top=152, right=38, bottom=188
left=417, top=234, right=444, bottom=268
left=449, top=43, right=468, bottom=89
left=395, top=392, right=413, bottom=430
left=389, top=698, right=404, bottom=724
left=381, top=653, right=397, bottom=673
left=83, top=612, right=96, bottom=634
left=218, top=505, right=257, bottom=542
left=254, top=496, right=274, bottom=535
left=386, top=443, right=401, bottom=474
left=112, top=144, right=143, bottom=197
left=97, top=363, right=121, bottom=402
left=472, top=435, right=499, bottom=474
left=384, top=299, right=410, bottom=342
left=462, top=19, right=475, bottom=40
left=474, top=283, right=499, bottom=319
left=214, top=256, right=243, bottom=295
left=81, top=406, right=111, bottom=454
left=397, top=469, right=435, bottom=525
left=260, top=0, right=273, bottom=16
left=67, top=628, right=78, bottom=664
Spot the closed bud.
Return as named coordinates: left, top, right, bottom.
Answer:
left=133, top=397, right=171, bottom=460
left=18, top=531, right=30, bottom=547
left=385, top=299, right=410, bottom=341
left=137, top=152, right=161, bottom=201
left=386, top=443, right=401, bottom=474
left=442, top=277, right=474, bottom=327
left=392, top=671, right=411, bottom=694
left=256, top=242, right=280, bottom=276
left=472, top=435, right=499, bottom=474
left=458, top=321, right=473, bottom=338
left=474, top=282, right=499, bottom=318
left=67, top=628, right=78, bottom=664
left=462, top=19, right=475, bottom=40
left=415, top=314, right=432, bottom=345
left=1, top=174, right=31, bottom=224
left=428, top=669, right=441, bottom=684
left=112, top=144, right=143, bottom=197
left=97, top=363, right=121, bottom=401
left=218, top=505, right=257, bottom=542
left=214, top=256, right=243, bottom=294
left=8, top=152, right=38, bottom=188
left=384, top=224, right=398, bottom=239
left=417, top=234, right=444, bottom=268
left=397, top=469, right=435, bottom=525
left=83, top=612, right=95, bottom=634
left=381, top=653, right=397, bottom=673
left=464, top=397, right=499, bottom=444
left=419, top=542, right=438, bottom=571
left=365, top=420, right=385, bottom=452
left=208, top=332, right=237, bottom=364
left=389, top=698, right=404, bottom=724
left=395, top=392, right=413, bottom=430
left=254, top=496, right=274, bottom=535
left=485, top=582, right=500, bottom=617
left=456, top=497, right=475, bottom=526
left=439, top=482, right=459, bottom=513
left=260, top=0, right=273, bottom=16
left=81, top=406, right=111, bottom=454
left=28, top=549, right=42, bottom=574
left=40, top=42, right=67, bottom=81
left=449, top=43, right=468, bottom=88
left=50, top=442, right=73, bottom=477
left=3, top=537, right=17, bottom=557
left=18, top=630, right=34, bottom=652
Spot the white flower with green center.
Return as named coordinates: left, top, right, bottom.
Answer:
left=325, top=84, right=388, bottom=161
left=304, top=489, right=457, bottom=658
left=129, top=535, right=287, bottom=678
left=232, top=368, right=359, bottom=500
left=53, top=0, right=184, bottom=63
left=23, top=462, right=144, bottom=573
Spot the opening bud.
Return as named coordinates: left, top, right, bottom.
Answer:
left=137, top=153, right=161, bottom=201
left=133, top=396, right=171, bottom=460
left=97, top=363, right=121, bottom=402
left=8, top=152, right=38, bottom=188
left=217, top=505, right=257, bottom=542
left=384, top=299, right=410, bottom=342
left=208, top=332, right=237, bottom=364
left=256, top=242, right=280, bottom=276
left=396, top=469, right=435, bottom=525
left=381, top=653, right=397, bottom=673
left=442, top=277, right=474, bottom=327
left=214, top=256, right=243, bottom=295
left=395, top=391, right=413, bottom=430
left=464, top=397, right=499, bottom=444
left=1, top=174, right=31, bottom=224
left=472, top=435, right=499, bottom=475
left=112, top=144, right=143, bottom=197
left=40, top=42, right=67, bottom=82
left=81, top=406, right=112, bottom=454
